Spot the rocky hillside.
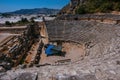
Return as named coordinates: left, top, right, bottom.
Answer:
left=59, top=0, right=120, bottom=15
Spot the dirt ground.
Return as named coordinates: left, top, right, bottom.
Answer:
left=40, top=42, right=85, bottom=65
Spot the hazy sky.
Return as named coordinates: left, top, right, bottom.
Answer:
left=0, top=0, right=70, bottom=12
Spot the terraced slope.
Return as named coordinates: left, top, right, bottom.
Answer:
left=46, top=20, right=119, bottom=44
left=45, top=20, right=120, bottom=59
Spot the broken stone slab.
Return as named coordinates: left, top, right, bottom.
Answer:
left=0, top=71, right=38, bottom=80
left=0, top=66, right=6, bottom=72
left=79, top=74, right=98, bottom=80
left=54, top=74, right=98, bottom=80
left=14, top=72, right=38, bottom=80
left=0, top=72, right=11, bottom=80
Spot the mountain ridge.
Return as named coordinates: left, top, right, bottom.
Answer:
left=4, top=8, right=60, bottom=15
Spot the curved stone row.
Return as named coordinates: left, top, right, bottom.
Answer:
left=45, top=20, right=118, bottom=44
left=57, top=14, right=120, bottom=24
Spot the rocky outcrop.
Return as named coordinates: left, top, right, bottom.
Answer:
left=58, top=0, right=86, bottom=15
left=58, top=0, right=120, bottom=15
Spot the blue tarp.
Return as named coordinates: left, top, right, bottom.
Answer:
left=45, top=44, right=62, bottom=56
left=45, top=44, right=55, bottom=55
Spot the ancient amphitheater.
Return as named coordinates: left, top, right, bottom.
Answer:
left=0, top=13, right=120, bottom=80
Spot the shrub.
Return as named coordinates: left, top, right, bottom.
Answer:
left=5, top=21, right=12, bottom=27
left=113, top=2, right=120, bottom=11
left=98, top=2, right=113, bottom=12
left=76, top=5, right=86, bottom=14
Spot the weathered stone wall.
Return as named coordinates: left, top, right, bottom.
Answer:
left=57, top=14, right=120, bottom=24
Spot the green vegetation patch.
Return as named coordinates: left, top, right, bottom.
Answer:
left=76, top=0, right=120, bottom=14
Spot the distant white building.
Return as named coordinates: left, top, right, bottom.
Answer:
left=34, top=17, right=43, bottom=22
left=0, top=14, right=56, bottom=24
left=34, top=16, right=56, bottom=22
left=44, top=17, right=56, bottom=21
left=0, top=16, right=21, bottom=24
